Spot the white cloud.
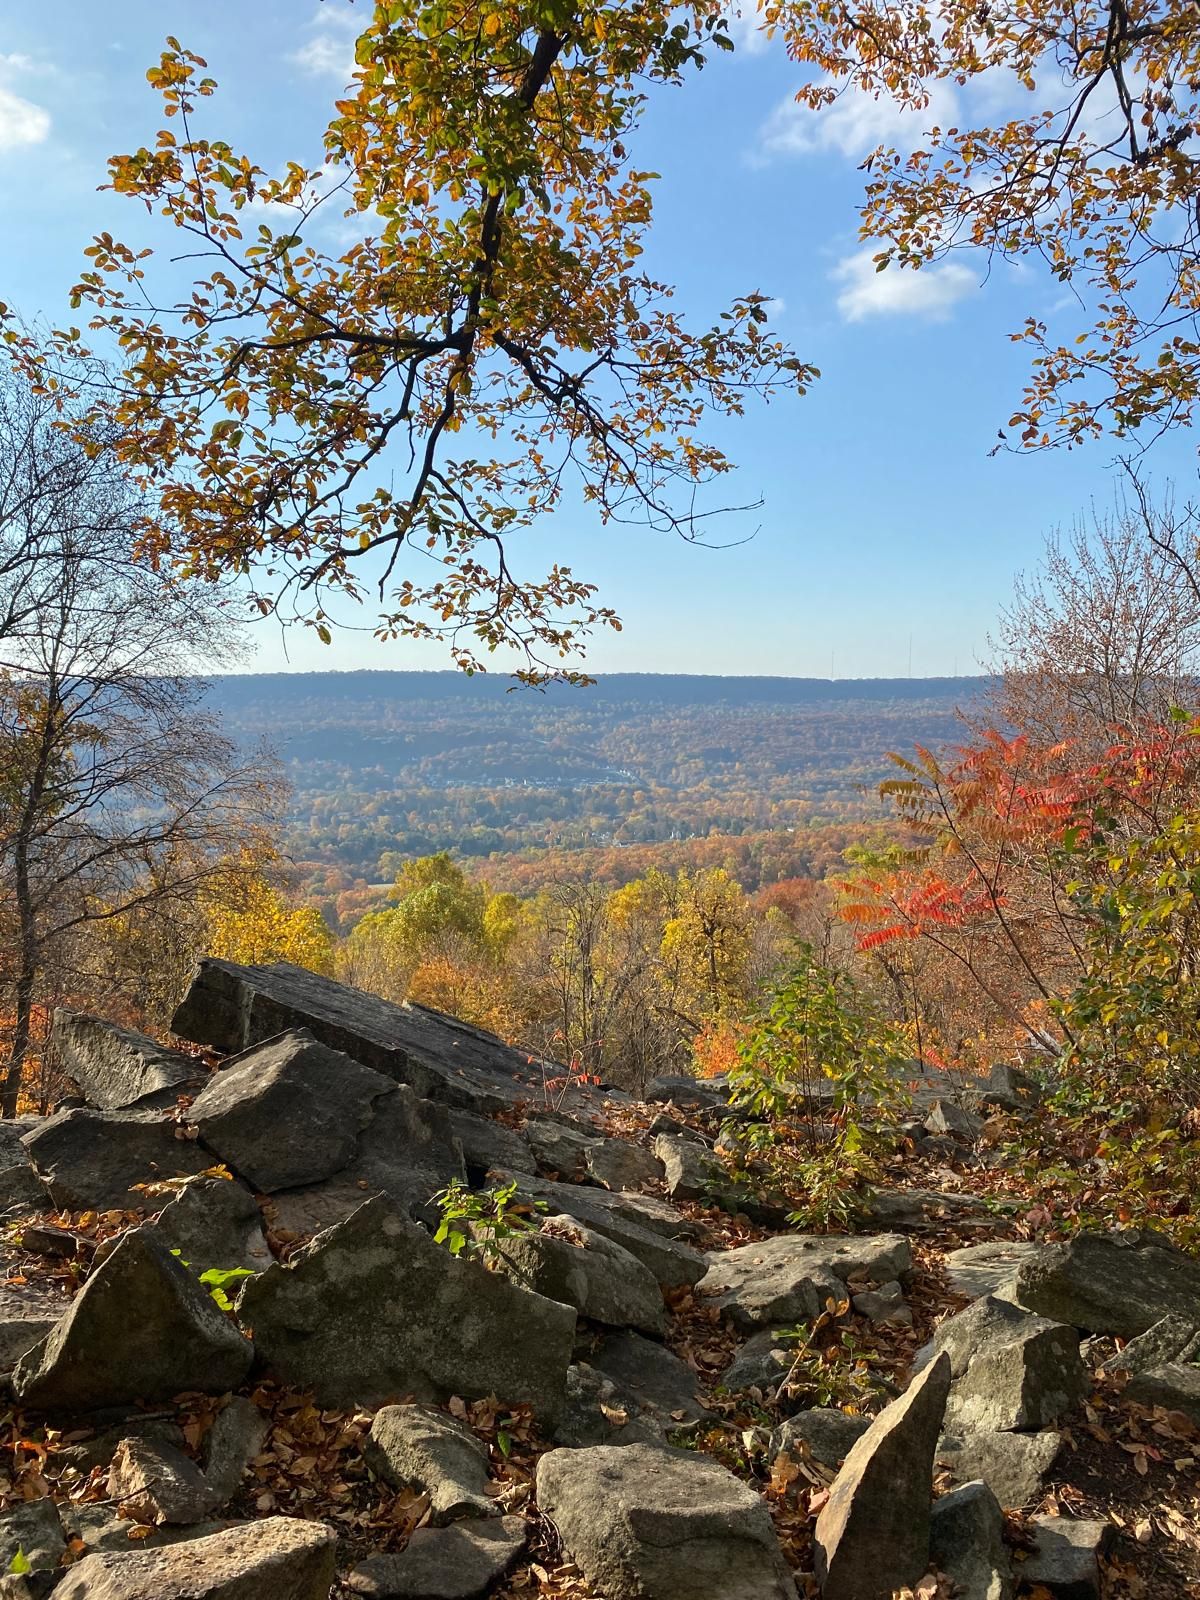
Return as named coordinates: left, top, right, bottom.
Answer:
left=290, top=5, right=361, bottom=81
left=832, top=248, right=977, bottom=322
left=723, top=2, right=772, bottom=56
left=0, top=83, right=50, bottom=152
left=759, top=78, right=958, bottom=162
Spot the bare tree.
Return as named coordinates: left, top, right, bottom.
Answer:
left=990, top=483, right=1200, bottom=752
left=0, top=370, right=278, bottom=1115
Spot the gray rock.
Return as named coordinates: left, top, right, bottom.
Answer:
left=52, top=1011, right=200, bottom=1110
left=698, top=1232, right=912, bottom=1332
left=347, top=1516, right=526, bottom=1598
left=446, top=1110, right=535, bottom=1178
left=949, top=1318, right=1087, bottom=1433
left=0, top=1499, right=65, bottom=1575
left=852, top=1279, right=911, bottom=1326
left=1020, top=1516, right=1111, bottom=1600
left=107, top=1436, right=214, bottom=1525
left=349, top=1084, right=467, bottom=1214
left=52, top=1516, right=336, bottom=1600
left=57, top=1504, right=222, bottom=1559
left=55, top=1415, right=186, bottom=1478
left=552, top=1363, right=666, bottom=1448
left=0, top=1165, right=51, bottom=1218
left=0, top=1312, right=60, bottom=1375
left=365, top=1404, right=494, bottom=1524
left=524, top=1113, right=593, bottom=1179
left=655, top=1134, right=726, bottom=1203
left=647, top=1113, right=705, bottom=1142
left=813, top=1353, right=952, bottom=1600
left=201, top=1395, right=269, bottom=1506
left=585, top=1138, right=662, bottom=1192
left=979, top=1062, right=1042, bottom=1113
left=720, top=1330, right=792, bottom=1397
left=1014, top=1229, right=1200, bottom=1337
left=21, top=1108, right=211, bottom=1213
left=13, top=1229, right=252, bottom=1412
left=945, top=1241, right=1039, bottom=1302
left=927, top=1294, right=1048, bottom=1378
left=237, top=1195, right=574, bottom=1421
left=930, top=1480, right=1013, bottom=1600
left=864, top=1188, right=998, bottom=1231
left=497, top=1172, right=706, bottom=1289
left=536, top=1442, right=796, bottom=1600
left=770, top=1409, right=871, bottom=1471
left=173, top=958, right=540, bottom=1112
left=189, top=1029, right=394, bottom=1192
left=588, top=1329, right=713, bottom=1432
left=644, top=1075, right=728, bottom=1111
left=1099, top=1313, right=1200, bottom=1375
left=936, top=1428, right=1062, bottom=1508
left=150, top=1177, right=272, bottom=1275
left=1126, top=1360, right=1200, bottom=1423
left=490, top=1218, right=666, bottom=1335
left=925, top=1099, right=985, bottom=1140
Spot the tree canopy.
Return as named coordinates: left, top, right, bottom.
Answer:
left=9, top=2, right=813, bottom=680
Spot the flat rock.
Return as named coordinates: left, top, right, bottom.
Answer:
left=52, top=1011, right=200, bottom=1111
left=814, top=1352, right=952, bottom=1600
left=552, top=1363, right=667, bottom=1449
left=107, top=1436, right=214, bottom=1525
left=698, top=1232, right=912, bottom=1332
left=1020, top=1516, right=1111, bottom=1600
left=13, top=1229, right=252, bottom=1412
left=588, top=1329, right=713, bottom=1432
left=1126, top=1361, right=1200, bottom=1424
left=189, top=1029, right=394, bottom=1192
left=498, top=1172, right=707, bottom=1290
left=720, top=1330, right=792, bottom=1398
left=490, top=1218, right=667, bottom=1335
left=930, top=1480, right=1013, bottom=1600
left=237, top=1195, right=574, bottom=1421
left=173, top=958, right=541, bottom=1112
left=926, top=1294, right=1049, bottom=1378
left=21, top=1108, right=211, bottom=1212
left=1014, top=1229, right=1200, bottom=1337
left=864, top=1188, right=999, bottom=1231
left=365, top=1404, right=494, bottom=1524
left=936, top=1428, right=1062, bottom=1508
left=644, top=1075, right=728, bottom=1111
left=347, top=1516, right=526, bottom=1599
left=150, top=1177, right=272, bottom=1275
left=0, top=1163, right=50, bottom=1219
left=925, top=1099, right=985, bottom=1140
left=52, top=1516, right=336, bottom=1600
left=536, top=1442, right=796, bottom=1600
left=770, top=1409, right=871, bottom=1471
left=945, top=1241, right=1040, bottom=1301
left=524, top=1114, right=593, bottom=1179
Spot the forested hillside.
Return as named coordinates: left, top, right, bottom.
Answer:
left=204, top=672, right=984, bottom=894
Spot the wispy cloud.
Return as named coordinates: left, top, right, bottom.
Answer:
left=0, top=55, right=51, bottom=153
left=289, top=6, right=361, bottom=81
left=832, top=248, right=977, bottom=322
left=723, top=2, right=772, bottom=56
left=758, top=78, right=958, bottom=163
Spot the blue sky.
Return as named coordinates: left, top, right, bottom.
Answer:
left=1, top=3, right=1194, bottom=678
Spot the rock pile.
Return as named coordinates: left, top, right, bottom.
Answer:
left=0, top=958, right=1190, bottom=1596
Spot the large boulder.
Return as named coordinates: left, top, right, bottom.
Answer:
left=698, top=1232, right=912, bottom=1332
left=536, top=1442, right=796, bottom=1600
left=936, top=1427, right=1062, bottom=1509
left=52, top=1516, right=336, bottom=1600
left=813, top=1352, right=952, bottom=1600
left=587, top=1329, right=714, bottom=1433
left=172, top=958, right=542, bottom=1112
left=364, top=1404, right=495, bottom=1524
left=13, top=1229, right=253, bottom=1412
left=655, top=1134, right=727, bottom=1204
left=51, top=1011, right=201, bottom=1111
left=21, top=1109, right=211, bottom=1212
left=947, top=1315, right=1087, bottom=1433
left=237, top=1195, right=574, bottom=1421
left=490, top=1218, right=667, bottom=1335
left=1020, top=1516, right=1111, bottom=1600
left=188, top=1029, right=394, bottom=1192
left=1014, top=1229, right=1200, bottom=1337
left=1126, top=1361, right=1200, bottom=1425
